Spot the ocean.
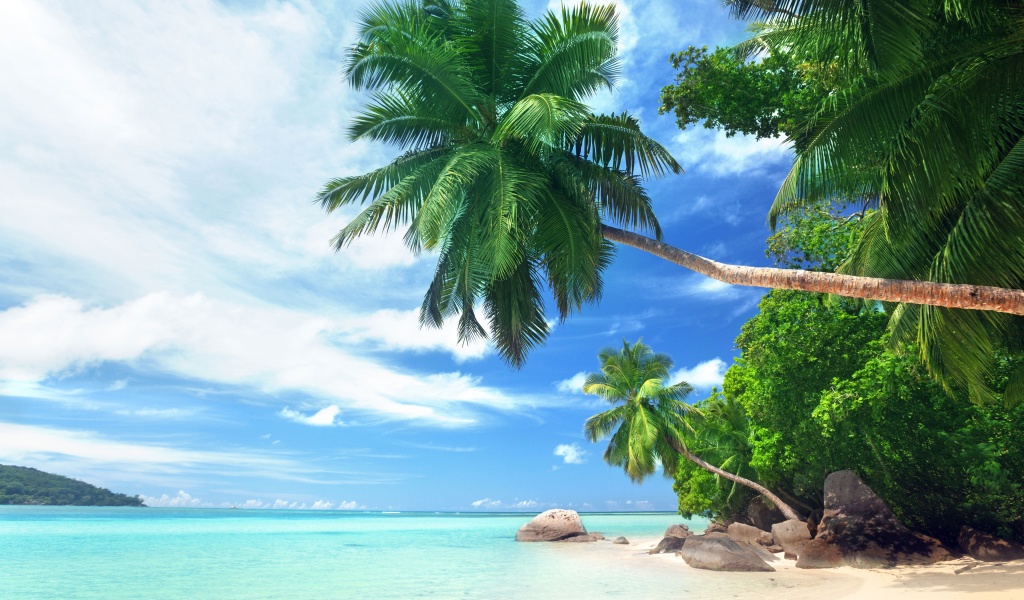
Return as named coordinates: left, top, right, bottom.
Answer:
left=0, top=507, right=827, bottom=599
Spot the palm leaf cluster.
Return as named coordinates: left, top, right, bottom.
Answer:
left=582, top=340, right=696, bottom=482
left=318, top=0, right=680, bottom=366
left=751, top=0, right=1024, bottom=404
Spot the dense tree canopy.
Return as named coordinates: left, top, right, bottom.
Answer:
left=0, top=465, right=144, bottom=507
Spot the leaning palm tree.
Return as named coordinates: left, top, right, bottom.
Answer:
left=319, top=0, right=1024, bottom=368
left=740, top=0, right=1024, bottom=403
left=582, top=340, right=801, bottom=520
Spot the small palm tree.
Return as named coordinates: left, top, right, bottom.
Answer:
left=583, top=340, right=801, bottom=521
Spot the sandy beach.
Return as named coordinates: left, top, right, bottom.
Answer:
left=585, top=534, right=1024, bottom=600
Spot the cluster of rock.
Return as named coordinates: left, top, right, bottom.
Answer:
left=515, top=473, right=1024, bottom=573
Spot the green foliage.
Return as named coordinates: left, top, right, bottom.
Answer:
left=681, top=208, right=1024, bottom=542
left=582, top=340, right=696, bottom=482
left=765, top=204, right=869, bottom=272
left=753, top=0, right=1024, bottom=405
left=672, top=393, right=755, bottom=520
left=659, top=45, right=827, bottom=142
left=0, top=465, right=144, bottom=507
left=321, top=0, right=679, bottom=366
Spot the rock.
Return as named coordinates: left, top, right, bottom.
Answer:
left=771, top=519, right=811, bottom=558
left=559, top=532, right=604, bottom=543
left=796, top=471, right=953, bottom=569
left=805, top=509, right=823, bottom=538
left=747, top=497, right=786, bottom=532
left=728, top=522, right=773, bottom=546
left=613, top=536, right=629, bottom=545
left=665, top=523, right=690, bottom=538
left=959, top=526, right=1024, bottom=562
left=766, top=545, right=783, bottom=553
left=679, top=535, right=776, bottom=572
left=648, top=535, right=687, bottom=554
left=705, top=521, right=728, bottom=535
left=515, top=509, right=588, bottom=542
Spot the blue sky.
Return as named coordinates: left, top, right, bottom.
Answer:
left=0, top=0, right=793, bottom=511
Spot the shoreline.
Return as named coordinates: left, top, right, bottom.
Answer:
left=577, top=534, right=1024, bottom=599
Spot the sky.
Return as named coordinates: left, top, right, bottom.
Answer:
left=0, top=0, right=794, bottom=511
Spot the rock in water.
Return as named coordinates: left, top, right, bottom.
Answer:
left=771, top=519, right=811, bottom=559
left=797, top=470, right=952, bottom=569
left=727, top=522, right=773, bottom=546
left=515, top=509, right=588, bottom=542
left=679, top=535, right=775, bottom=572
left=613, top=536, right=629, bottom=545
left=959, top=526, right=1024, bottom=562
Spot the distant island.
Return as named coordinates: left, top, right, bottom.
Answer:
left=0, top=464, right=144, bottom=507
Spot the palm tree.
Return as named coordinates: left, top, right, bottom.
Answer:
left=738, top=0, right=1024, bottom=403
left=319, top=0, right=1024, bottom=369
left=582, top=340, right=802, bottom=521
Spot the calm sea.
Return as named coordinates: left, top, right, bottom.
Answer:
left=0, top=507, right=802, bottom=600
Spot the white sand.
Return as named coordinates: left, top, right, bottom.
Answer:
left=585, top=535, right=1024, bottom=600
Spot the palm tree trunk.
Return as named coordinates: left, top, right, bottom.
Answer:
left=665, top=435, right=803, bottom=522
left=601, top=225, right=1024, bottom=316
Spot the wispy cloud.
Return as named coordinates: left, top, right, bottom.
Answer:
left=280, top=405, right=344, bottom=427
left=554, top=443, right=586, bottom=464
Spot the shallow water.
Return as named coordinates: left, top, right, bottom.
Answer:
left=0, top=507, right=825, bottom=599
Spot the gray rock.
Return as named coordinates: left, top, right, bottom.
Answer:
left=959, top=526, right=1024, bottom=562
left=515, top=509, right=588, bottom=542
left=796, top=471, right=953, bottom=569
left=679, top=535, right=776, bottom=572
left=613, top=536, right=629, bottom=545
left=771, top=519, right=811, bottom=558
left=747, top=496, right=786, bottom=532
left=728, top=522, right=773, bottom=546
left=704, top=521, right=728, bottom=535
left=665, top=523, right=690, bottom=538
left=648, top=535, right=687, bottom=554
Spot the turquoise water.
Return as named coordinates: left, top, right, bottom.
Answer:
left=0, top=507, right=718, bottom=599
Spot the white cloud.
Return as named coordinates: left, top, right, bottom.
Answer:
left=660, top=195, right=742, bottom=226
left=554, top=443, right=586, bottom=464
left=471, top=498, right=502, bottom=508
left=673, top=128, right=792, bottom=177
left=143, top=490, right=203, bottom=507
left=0, top=421, right=398, bottom=490
left=515, top=499, right=539, bottom=508
left=339, top=307, right=490, bottom=362
left=0, top=293, right=549, bottom=426
left=672, top=358, right=727, bottom=390
left=280, top=405, right=344, bottom=427
left=556, top=372, right=588, bottom=394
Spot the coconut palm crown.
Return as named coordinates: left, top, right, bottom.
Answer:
left=582, top=340, right=696, bottom=482
left=317, top=0, right=680, bottom=366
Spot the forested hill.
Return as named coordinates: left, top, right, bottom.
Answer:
left=0, top=465, right=144, bottom=506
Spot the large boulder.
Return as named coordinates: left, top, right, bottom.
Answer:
left=679, top=535, right=776, bottom=572
left=959, top=526, right=1024, bottom=562
left=747, top=497, right=786, bottom=532
left=648, top=535, right=687, bottom=555
left=728, top=522, right=773, bottom=546
left=515, top=509, right=588, bottom=542
left=665, top=523, right=690, bottom=538
left=796, top=471, right=953, bottom=569
left=771, top=519, right=811, bottom=559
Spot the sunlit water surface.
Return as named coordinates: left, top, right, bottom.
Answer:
left=0, top=506, right=792, bottom=599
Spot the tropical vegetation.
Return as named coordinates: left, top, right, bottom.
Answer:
left=582, top=340, right=801, bottom=521
left=320, top=0, right=1024, bottom=369
left=663, top=0, right=1024, bottom=404
left=672, top=210, right=1024, bottom=544
left=0, top=464, right=144, bottom=507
